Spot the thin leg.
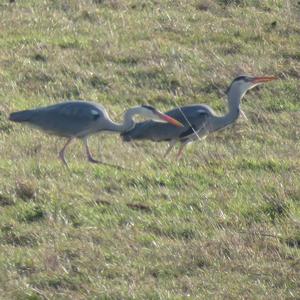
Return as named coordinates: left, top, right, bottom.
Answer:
left=84, top=137, right=101, bottom=163
left=59, top=138, right=74, bottom=166
left=83, top=137, right=126, bottom=170
left=176, top=143, right=186, bottom=160
left=164, top=140, right=176, bottom=158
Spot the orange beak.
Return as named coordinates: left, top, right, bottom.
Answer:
left=251, top=76, right=277, bottom=84
left=157, top=112, right=184, bottom=128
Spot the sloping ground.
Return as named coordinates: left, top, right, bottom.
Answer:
left=0, top=0, right=299, bottom=298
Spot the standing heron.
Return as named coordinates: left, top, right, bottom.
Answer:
left=9, top=101, right=183, bottom=166
left=121, top=75, right=277, bottom=159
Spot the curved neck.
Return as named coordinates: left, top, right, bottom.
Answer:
left=211, top=87, right=243, bottom=131
left=105, top=108, right=138, bottom=133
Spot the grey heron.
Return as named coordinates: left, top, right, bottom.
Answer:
left=121, top=75, right=277, bottom=159
left=9, top=101, right=183, bottom=165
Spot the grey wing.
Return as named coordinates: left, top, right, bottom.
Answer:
left=17, top=101, right=107, bottom=137
left=122, top=105, right=210, bottom=142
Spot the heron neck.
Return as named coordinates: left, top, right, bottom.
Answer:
left=212, top=88, right=242, bottom=131
left=106, top=108, right=136, bottom=133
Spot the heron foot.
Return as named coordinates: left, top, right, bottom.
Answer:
left=58, top=150, right=69, bottom=168
left=88, top=156, right=102, bottom=164
left=87, top=156, right=126, bottom=170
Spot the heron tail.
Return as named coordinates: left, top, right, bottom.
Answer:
left=9, top=110, right=35, bottom=122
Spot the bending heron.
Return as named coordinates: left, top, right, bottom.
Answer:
left=121, top=75, right=277, bottom=159
left=9, top=101, right=183, bottom=165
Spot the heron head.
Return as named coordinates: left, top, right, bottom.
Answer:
left=227, top=75, right=277, bottom=95
left=140, top=105, right=184, bottom=127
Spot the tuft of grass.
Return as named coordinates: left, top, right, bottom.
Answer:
left=0, top=192, right=15, bottom=207
left=15, top=180, right=38, bottom=201
left=0, top=224, right=38, bottom=247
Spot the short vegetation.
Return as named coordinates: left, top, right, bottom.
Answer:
left=0, top=0, right=299, bottom=299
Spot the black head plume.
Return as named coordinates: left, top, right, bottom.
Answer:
left=141, top=105, right=156, bottom=112
left=225, top=75, right=251, bottom=94
left=232, top=75, right=251, bottom=83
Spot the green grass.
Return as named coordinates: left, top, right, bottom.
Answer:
left=0, top=0, right=299, bottom=298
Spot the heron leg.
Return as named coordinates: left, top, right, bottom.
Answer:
left=59, top=138, right=74, bottom=166
left=83, top=137, right=101, bottom=163
left=176, top=143, right=187, bottom=160
left=164, top=140, right=176, bottom=158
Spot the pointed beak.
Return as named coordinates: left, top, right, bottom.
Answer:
left=156, top=112, right=184, bottom=127
left=251, top=76, right=277, bottom=84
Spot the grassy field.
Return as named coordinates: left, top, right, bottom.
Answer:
left=0, top=0, right=299, bottom=298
